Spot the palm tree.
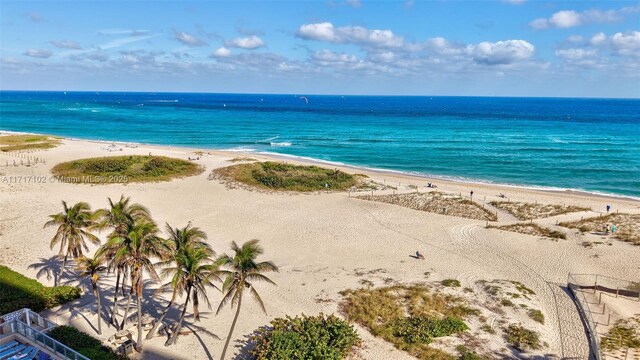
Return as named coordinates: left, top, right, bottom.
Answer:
left=105, top=218, right=168, bottom=350
left=164, top=245, right=220, bottom=346
left=216, top=240, right=278, bottom=360
left=76, top=251, right=107, bottom=335
left=97, top=195, right=150, bottom=327
left=44, top=201, right=100, bottom=285
left=147, top=223, right=214, bottom=340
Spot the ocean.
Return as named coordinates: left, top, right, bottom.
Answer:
left=1, top=91, right=639, bottom=198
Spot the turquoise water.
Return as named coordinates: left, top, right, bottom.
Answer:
left=1, top=91, right=639, bottom=198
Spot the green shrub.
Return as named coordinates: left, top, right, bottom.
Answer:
left=212, top=161, right=361, bottom=192
left=527, top=309, right=545, bottom=324
left=505, top=324, right=541, bottom=351
left=250, top=313, right=361, bottom=360
left=441, top=279, right=461, bottom=288
left=390, top=316, right=468, bottom=344
left=456, top=345, right=485, bottom=360
left=49, top=326, right=128, bottom=360
left=0, top=265, right=81, bottom=313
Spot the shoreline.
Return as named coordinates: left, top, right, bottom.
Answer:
left=2, top=129, right=640, bottom=204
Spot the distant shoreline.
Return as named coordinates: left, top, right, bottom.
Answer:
left=3, top=129, right=639, bottom=203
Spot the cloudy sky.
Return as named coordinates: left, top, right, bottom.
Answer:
left=1, top=1, right=639, bottom=97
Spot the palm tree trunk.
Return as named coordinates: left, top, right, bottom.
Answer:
left=94, top=284, right=102, bottom=335
left=146, top=290, right=176, bottom=340
left=166, top=286, right=191, bottom=346
left=192, top=288, right=200, bottom=322
left=220, top=295, right=242, bottom=360
left=110, top=269, right=121, bottom=326
left=135, top=292, right=143, bottom=351
left=120, top=290, right=133, bottom=330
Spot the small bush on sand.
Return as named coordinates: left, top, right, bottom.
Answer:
left=250, top=313, right=361, bottom=360
left=442, top=279, right=462, bottom=287
left=48, top=326, right=128, bottom=360
left=0, top=134, right=61, bottom=152
left=527, top=309, right=545, bottom=324
left=505, top=324, right=541, bottom=351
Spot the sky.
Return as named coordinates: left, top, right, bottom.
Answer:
left=1, top=0, right=639, bottom=97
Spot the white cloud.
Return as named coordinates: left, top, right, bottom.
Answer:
left=502, top=0, right=526, bottom=4
left=174, top=31, right=206, bottom=47
left=555, top=48, right=597, bottom=60
left=530, top=5, right=640, bottom=29
left=27, top=12, right=43, bottom=22
left=312, top=49, right=358, bottom=63
left=566, top=35, right=584, bottom=43
left=296, top=22, right=404, bottom=48
left=346, top=0, right=361, bottom=8
left=467, top=40, right=535, bottom=65
left=99, top=34, right=158, bottom=50
left=212, top=47, right=231, bottom=57
left=50, top=40, right=82, bottom=50
left=23, top=49, right=52, bottom=58
left=610, top=31, right=640, bottom=57
left=225, top=35, right=265, bottom=49
left=590, top=32, right=607, bottom=46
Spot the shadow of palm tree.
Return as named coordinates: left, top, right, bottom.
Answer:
left=28, top=255, right=69, bottom=287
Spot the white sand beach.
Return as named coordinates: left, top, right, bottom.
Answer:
left=1, top=135, right=639, bottom=359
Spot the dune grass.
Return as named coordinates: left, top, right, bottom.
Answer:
left=0, top=134, right=61, bottom=152
left=487, top=223, right=567, bottom=240
left=504, top=324, right=541, bottom=351
left=228, top=157, right=258, bottom=162
left=357, top=192, right=498, bottom=221
left=339, top=284, right=479, bottom=360
left=601, top=315, right=640, bottom=352
left=211, top=161, right=363, bottom=192
left=489, top=201, right=588, bottom=220
left=51, top=155, right=203, bottom=184
left=560, top=213, right=640, bottom=245
left=0, top=265, right=81, bottom=313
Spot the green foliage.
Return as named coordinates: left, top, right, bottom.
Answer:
left=601, top=316, right=640, bottom=351
left=212, top=161, right=361, bottom=192
left=0, top=265, right=81, bottom=313
left=51, top=155, right=203, bottom=183
left=501, top=299, right=514, bottom=307
left=456, top=345, right=485, bottom=360
left=250, top=313, right=361, bottom=360
left=49, top=326, right=129, bottom=360
left=441, top=279, right=461, bottom=287
left=505, top=324, right=541, bottom=351
left=0, top=134, right=60, bottom=152
left=340, top=284, right=476, bottom=360
left=527, top=309, right=545, bottom=324
left=390, top=316, right=468, bottom=344
left=510, top=281, right=535, bottom=296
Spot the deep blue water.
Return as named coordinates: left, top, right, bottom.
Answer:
left=1, top=91, right=639, bottom=197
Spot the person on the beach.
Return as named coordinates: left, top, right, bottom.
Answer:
left=605, top=224, right=610, bottom=234
left=470, top=190, right=474, bottom=198
left=416, top=251, right=425, bottom=260
left=606, top=204, right=611, bottom=213
left=612, top=224, right=617, bottom=234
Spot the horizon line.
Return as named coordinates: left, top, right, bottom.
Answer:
left=1, top=89, right=638, bottom=100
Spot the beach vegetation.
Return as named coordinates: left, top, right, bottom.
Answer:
left=249, top=313, right=361, bottom=360
left=0, top=265, right=81, bottom=313
left=48, top=326, right=129, bottom=360
left=489, top=201, right=588, bottom=220
left=211, top=161, right=362, bottom=192
left=162, top=224, right=220, bottom=345
left=216, top=240, right=279, bottom=360
left=51, top=155, right=203, bottom=183
left=228, top=157, right=257, bottom=162
left=487, top=223, right=566, bottom=240
left=357, top=192, right=498, bottom=221
left=45, top=201, right=101, bottom=284
left=0, top=134, right=61, bottom=152
left=456, top=345, right=486, bottom=360
left=527, top=309, right=544, bottom=324
left=75, top=252, right=107, bottom=335
left=96, top=195, right=151, bottom=328
left=601, top=316, right=640, bottom=352
left=560, top=213, right=640, bottom=245
left=504, top=324, right=541, bottom=351
left=339, top=284, right=478, bottom=359
left=441, top=279, right=461, bottom=287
